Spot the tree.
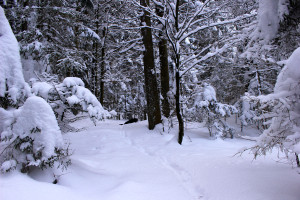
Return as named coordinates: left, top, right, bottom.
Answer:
left=140, top=0, right=162, bottom=130
left=0, top=5, right=30, bottom=108
left=0, top=96, right=71, bottom=173
left=137, top=0, right=254, bottom=144
left=156, top=3, right=170, bottom=118
left=187, top=83, right=237, bottom=138
left=241, top=47, right=300, bottom=167
left=0, top=6, right=70, bottom=174
left=31, top=76, right=111, bottom=126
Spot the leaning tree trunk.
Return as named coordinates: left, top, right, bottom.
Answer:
left=140, top=0, right=161, bottom=130
left=156, top=4, right=170, bottom=118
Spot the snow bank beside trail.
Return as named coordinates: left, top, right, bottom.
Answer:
left=0, top=6, right=30, bottom=103
left=0, top=172, right=89, bottom=200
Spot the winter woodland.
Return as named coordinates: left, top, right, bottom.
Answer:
left=0, top=0, right=300, bottom=200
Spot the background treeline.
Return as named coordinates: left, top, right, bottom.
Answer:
left=1, top=0, right=300, bottom=143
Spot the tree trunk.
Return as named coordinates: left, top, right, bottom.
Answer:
left=296, top=153, right=300, bottom=167
left=176, top=71, right=184, bottom=144
left=140, top=0, right=161, bottom=130
left=93, top=6, right=100, bottom=98
left=156, top=5, right=170, bottom=118
left=174, top=0, right=184, bottom=144
left=99, top=26, right=107, bottom=105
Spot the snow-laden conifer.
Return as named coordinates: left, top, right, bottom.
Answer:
left=188, top=83, right=237, bottom=138
left=31, top=76, right=110, bottom=126
left=245, top=47, right=300, bottom=166
left=0, top=6, right=30, bottom=107
left=0, top=7, right=70, bottom=173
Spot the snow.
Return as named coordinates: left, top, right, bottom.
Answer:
left=193, top=84, right=218, bottom=111
left=251, top=0, right=289, bottom=43
left=1, top=119, right=300, bottom=200
left=75, top=86, right=102, bottom=108
left=63, top=77, right=85, bottom=88
left=66, top=95, right=81, bottom=106
left=257, top=0, right=280, bottom=41
left=274, top=47, right=300, bottom=94
left=202, top=84, right=216, bottom=101
left=31, top=82, right=53, bottom=100
left=12, top=96, right=63, bottom=157
left=0, top=160, right=17, bottom=172
left=58, top=77, right=110, bottom=121
left=0, top=6, right=30, bottom=102
left=79, top=27, right=100, bottom=41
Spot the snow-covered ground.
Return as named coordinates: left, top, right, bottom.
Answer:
left=1, top=119, right=300, bottom=200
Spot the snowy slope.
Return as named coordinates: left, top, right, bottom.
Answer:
left=1, top=119, right=300, bottom=200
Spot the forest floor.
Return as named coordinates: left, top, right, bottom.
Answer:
left=1, top=118, right=300, bottom=200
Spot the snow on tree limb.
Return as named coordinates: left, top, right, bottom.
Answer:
left=178, top=13, right=256, bottom=45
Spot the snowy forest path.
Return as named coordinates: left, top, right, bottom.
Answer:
left=62, top=119, right=203, bottom=200
left=122, top=123, right=203, bottom=199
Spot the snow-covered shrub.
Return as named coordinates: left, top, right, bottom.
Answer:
left=0, top=6, right=30, bottom=108
left=59, top=77, right=110, bottom=124
left=0, top=96, right=71, bottom=173
left=245, top=47, right=300, bottom=167
left=31, top=76, right=110, bottom=126
left=236, top=93, right=265, bottom=133
left=188, top=83, right=237, bottom=138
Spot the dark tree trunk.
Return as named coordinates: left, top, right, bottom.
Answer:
left=176, top=70, right=184, bottom=144
left=92, top=6, right=100, bottom=98
left=174, top=0, right=184, bottom=144
left=159, top=39, right=170, bottom=118
left=156, top=5, right=170, bottom=118
left=140, top=0, right=161, bottom=130
left=296, top=153, right=300, bottom=167
left=99, top=27, right=106, bottom=105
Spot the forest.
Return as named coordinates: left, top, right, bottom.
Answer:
left=0, top=0, right=300, bottom=200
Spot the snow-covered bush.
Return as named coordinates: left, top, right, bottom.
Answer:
left=246, top=47, right=300, bottom=167
left=188, top=83, right=237, bottom=138
left=0, top=96, right=71, bottom=173
left=0, top=6, right=30, bottom=108
left=58, top=77, right=110, bottom=124
left=31, top=76, right=110, bottom=126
